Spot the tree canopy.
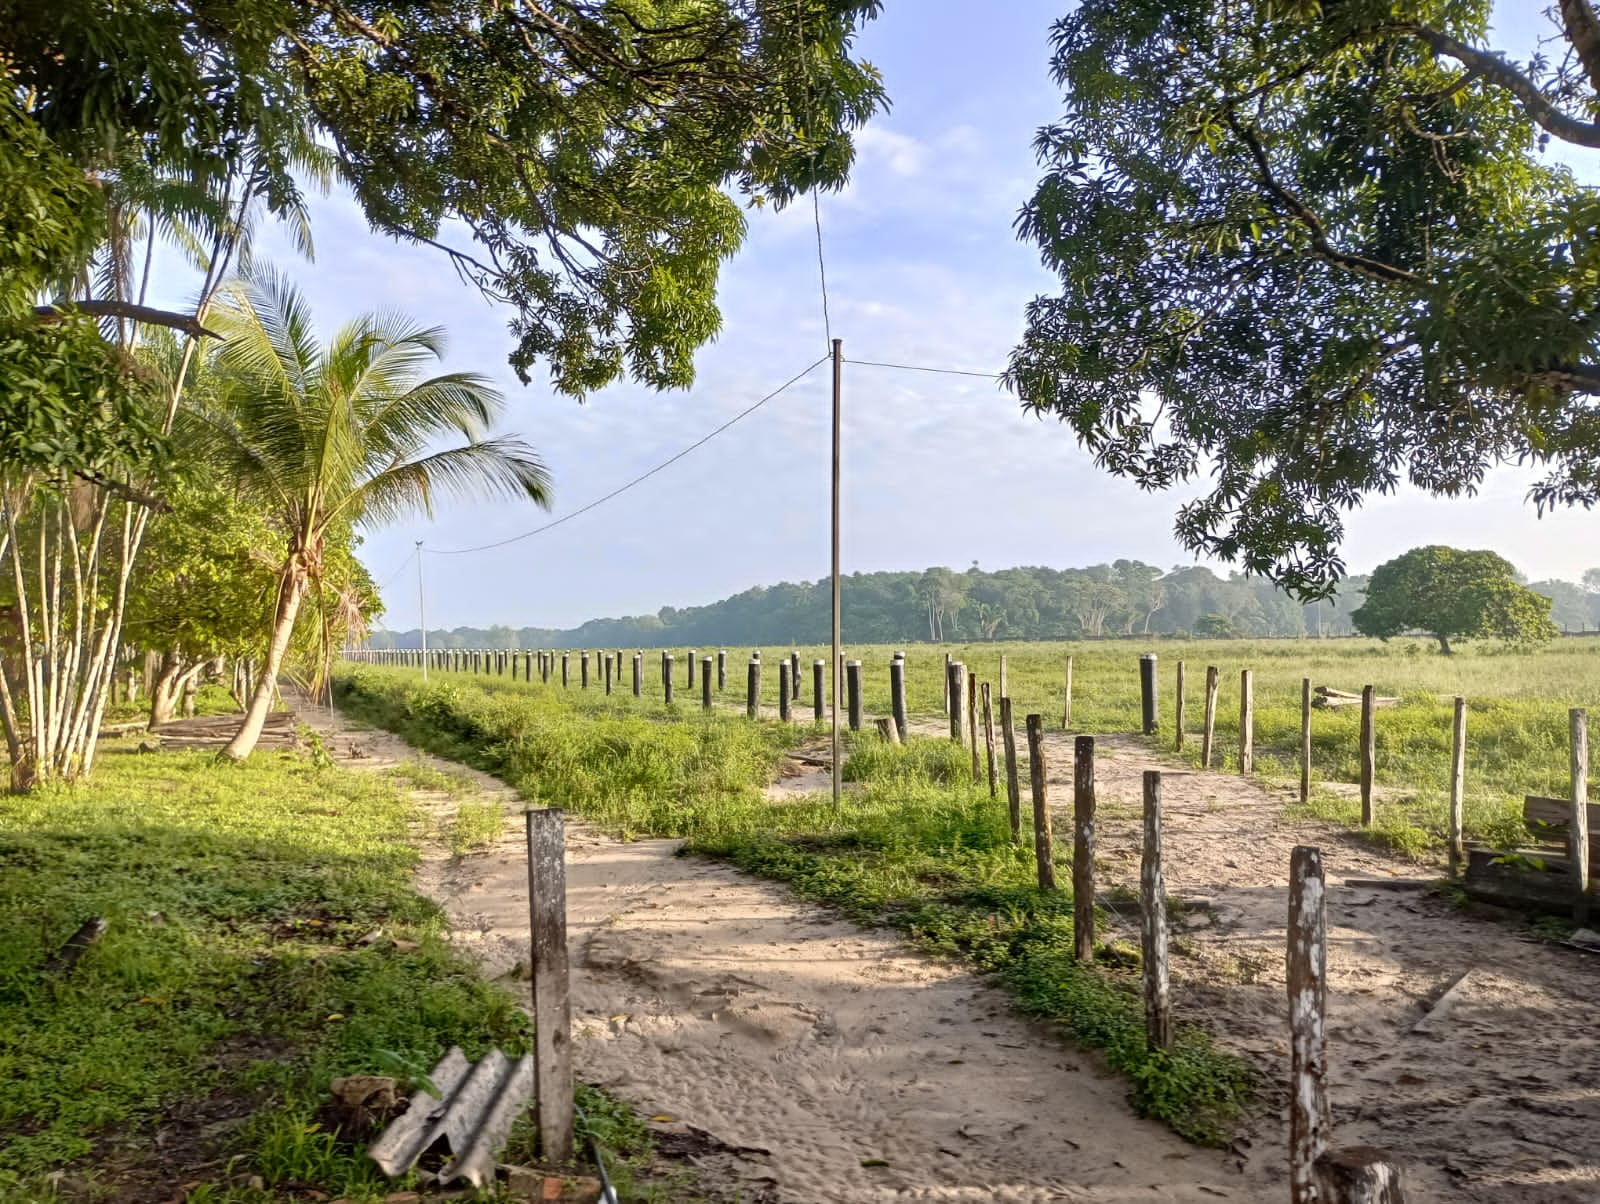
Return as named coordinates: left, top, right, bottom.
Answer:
left=1007, top=0, right=1600, bottom=595
left=1352, top=545, right=1559, bottom=653
left=4, top=0, right=886, bottom=394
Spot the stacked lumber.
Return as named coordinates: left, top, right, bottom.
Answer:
left=1460, top=794, right=1599, bottom=913
left=151, top=712, right=298, bottom=751
left=1312, top=687, right=1399, bottom=710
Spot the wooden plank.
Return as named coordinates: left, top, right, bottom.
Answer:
left=1001, top=696, right=1021, bottom=843
left=525, top=808, right=574, bottom=1162
left=1410, top=968, right=1475, bottom=1035
left=982, top=683, right=998, bottom=799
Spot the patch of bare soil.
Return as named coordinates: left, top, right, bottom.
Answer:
left=1034, top=727, right=1600, bottom=1204
left=304, top=697, right=1275, bottom=1203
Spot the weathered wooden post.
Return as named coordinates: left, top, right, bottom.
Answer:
left=1449, top=696, right=1467, bottom=877
left=1314, top=1150, right=1407, bottom=1204
left=1301, top=677, right=1313, bottom=805
left=1288, top=846, right=1328, bottom=1204
left=778, top=660, right=792, bottom=722
left=1141, top=769, right=1170, bottom=1053
left=525, top=808, right=574, bottom=1163
left=1175, top=660, right=1186, bottom=752
left=1572, top=707, right=1590, bottom=924
left=1062, top=654, right=1074, bottom=731
left=511, top=650, right=520, bottom=681
left=874, top=717, right=901, bottom=744
left=813, top=659, right=825, bottom=722
left=561, top=652, right=569, bottom=688
left=791, top=650, right=801, bottom=700
left=718, top=649, right=727, bottom=691
left=968, top=675, right=981, bottom=781
left=890, top=658, right=908, bottom=742
left=1001, top=696, right=1022, bottom=841
left=943, top=651, right=952, bottom=715
left=1074, top=735, right=1096, bottom=961
left=999, top=653, right=1008, bottom=700
left=687, top=649, right=696, bottom=690
left=846, top=660, right=862, bottom=731
left=747, top=657, right=760, bottom=720
left=663, top=655, right=675, bottom=705
left=701, top=657, right=713, bottom=710
left=1027, top=715, right=1054, bottom=889
left=1239, top=668, right=1254, bottom=775
left=632, top=653, right=641, bottom=697
left=949, top=662, right=967, bottom=745
left=1202, top=665, right=1219, bottom=768
left=982, top=682, right=998, bottom=799
left=1360, top=684, right=1375, bottom=824
left=580, top=651, right=590, bottom=690
left=1139, top=653, right=1158, bottom=735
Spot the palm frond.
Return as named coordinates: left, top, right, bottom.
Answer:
left=342, top=438, right=552, bottom=528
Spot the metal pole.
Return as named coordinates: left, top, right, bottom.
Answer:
left=416, top=541, right=427, bottom=682
left=830, top=338, right=843, bottom=811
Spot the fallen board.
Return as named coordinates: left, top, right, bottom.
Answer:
left=1461, top=846, right=1576, bottom=915
left=152, top=712, right=298, bottom=751
left=1522, top=796, right=1600, bottom=870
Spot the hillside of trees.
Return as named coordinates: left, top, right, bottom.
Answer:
left=369, top=560, right=1600, bottom=652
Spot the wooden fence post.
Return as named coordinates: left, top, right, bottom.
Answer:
left=580, top=651, right=590, bottom=690
left=718, top=649, right=727, bottom=691
left=1175, top=660, right=1186, bottom=752
left=968, top=674, right=981, bottom=781
left=890, top=658, right=908, bottom=743
left=695, top=656, right=709, bottom=710
left=1062, top=654, right=1074, bottom=731
left=561, top=652, right=569, bottom=688
left=1360, top=685, right=1375, bottom=825
left=525, top=808, right=574, bottom=1163
left=813, top=659, right=825, bottom=722
left=1288, top=845, right=1328, bottom=1204
left=982, top=682, right=998, bottom=799
left=747, top=658, right=760, bottom=720
left=1239, top=668, right=1254, bottom=775
left=1000, top=653, right=1008, bottom=700
left=791, top=651, right=801, bottom=700
left=1314, top=1149, right=1408, bottom=1203
left=1001, top=697, right=1021, bottom=841
left=604, top=653, right=613, bottom=695
left=1027, top=715, right=1054, bottom=889
left=1202, top=665, right=1218, bottom=768
left=1139, top=653, right=1158, bottom=735
left=949, top=662, right=967, bottom=745
left=847, top=660, right=862, bottom=731
left=943, top=651, right=952, bottom=715
left=1449, top=697, right=1466, bottom=877
left=664, top=655, right=675, bottom=705
left=1141, top=770, right=1169, bottom=1052
left=1572, top=708, right=1590, bottom=925
left=1300, top=677, right=1313, bottom=805
left=632, top=653, right=641, bottom=697
left=1074, top=735, right=1096, bottom=961
left=687, top=649, right=696, bottom=690
left=779, top=660, right=792, bottom=722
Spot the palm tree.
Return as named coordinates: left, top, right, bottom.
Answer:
left=186, top=268, right=551, bottom=759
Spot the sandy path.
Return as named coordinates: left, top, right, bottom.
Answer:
left=936, top=720, right=1600, bottom=1204
left=299, top=696, right=1272, bottom=1203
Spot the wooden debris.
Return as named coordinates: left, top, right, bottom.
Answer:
left=1314, top=687, right=1398, bottom=711
left=1343, top=878, right=1434, bottom=892
left=43, top=916, right=107, bottom=974
left=151, top=711, right=297, bottom=751
left=1410, top=968, right=1476, bottom=1034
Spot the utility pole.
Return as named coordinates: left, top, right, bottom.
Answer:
left=417, top=541, right=428, bottom=682
left=831, top=338, right=842, bottom=811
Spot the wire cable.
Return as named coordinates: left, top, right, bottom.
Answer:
left=797, top=0, right=833, bottom=348
left=374, top=547, right=417, bottom=591
left=429, top=355, right=830, bottom=556
left=843, top=358, right=1002, bottom=380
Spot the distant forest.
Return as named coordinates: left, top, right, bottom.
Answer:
left=367, top=560, right=1600, bottom=650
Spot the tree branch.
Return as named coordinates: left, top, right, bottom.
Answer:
left=1560, top=0, right=1600, bottom=95
left=33, top=301, right=220, bottom=340
left=1390, top=22, right=1600, bottom=149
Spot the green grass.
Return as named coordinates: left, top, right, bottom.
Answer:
left=335, top=667, right=1254, bottom=1146
left=0, top=741, right=671, bottom=1202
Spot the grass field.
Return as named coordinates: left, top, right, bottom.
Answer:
left=0, top=739, right=663, bottom=1203
left=388, top=636, right=1600, bottom=855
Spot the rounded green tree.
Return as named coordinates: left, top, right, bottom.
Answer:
left=1352, top=547, right=1558, bottom=654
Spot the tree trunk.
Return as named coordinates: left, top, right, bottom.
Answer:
left=223, top=568, right=306, bottom=760
left=148, top=651, right=183, bottom=728
left=1437, top=633, right=1452, bottom=655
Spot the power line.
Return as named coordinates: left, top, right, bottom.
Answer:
left=429, top=355, right=830, bottom=556
left=843, top=358, right=1002, bottom=380
left=374, top=547, right=417, bottom=590
left=797, top=0, right=832, bottom=348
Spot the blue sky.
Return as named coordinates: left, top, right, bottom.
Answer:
left=198, top=0, right=1598, bottom=630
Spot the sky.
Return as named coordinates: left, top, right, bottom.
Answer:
left=197, top=0, right=1598, bottom=631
